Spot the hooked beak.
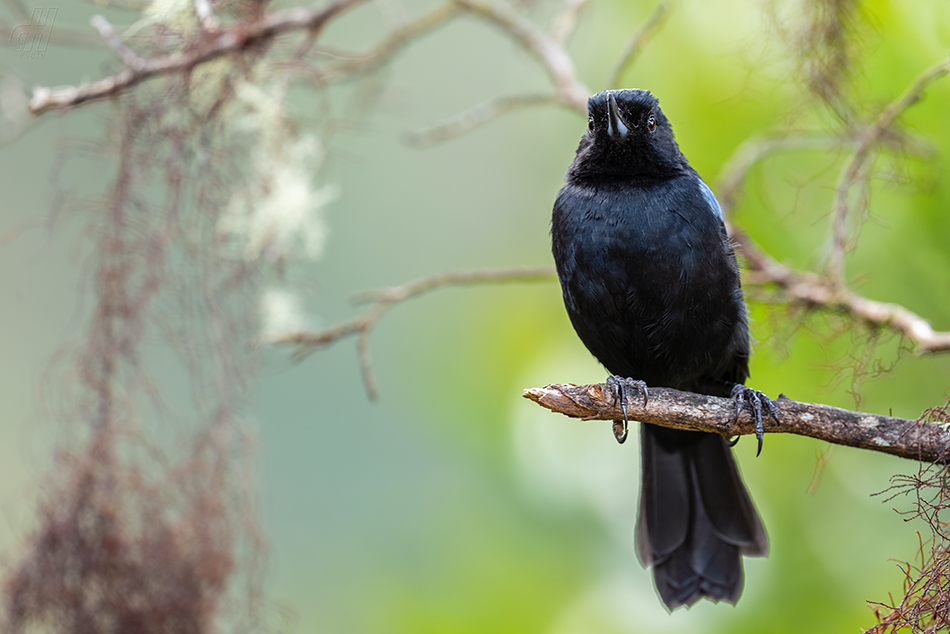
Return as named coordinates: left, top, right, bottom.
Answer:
left=606, top=93, right=629, bottom=140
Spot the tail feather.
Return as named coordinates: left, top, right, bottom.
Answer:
left=636, top=424, right=767, bottom=610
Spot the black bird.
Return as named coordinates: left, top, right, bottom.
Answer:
left=551, top=89, right=773, bottom=610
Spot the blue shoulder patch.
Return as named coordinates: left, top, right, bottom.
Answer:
left=698, top=179, right=724, bottom=222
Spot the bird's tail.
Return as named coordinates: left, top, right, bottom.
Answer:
left=635, top=424, right=768, bottom=610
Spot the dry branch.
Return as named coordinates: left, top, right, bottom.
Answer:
left=715, top=133, right=843, bottom=220
left=548, top=0, right=590, bottom=46
left=407, top=92, right=562, bottom=147
left=732, top=228, right=950, bottom=354
left=271, top=267, right=556, bottom=399
left=607, top=1, right=669, bottom=90
left=405, top=0, right=595, bottom=146
left=710, top=99, right=950, bottom=355
left=29, top=0, right=370, bottom=115
left=90, top=15, right=145, bottom=69
left=525, top=382, right=950, bottom=463
left=829, top=58, right=950, bottom=284
left=454, top=0, right=588, bottom=111
left=322, top=3, right=462, bottom=78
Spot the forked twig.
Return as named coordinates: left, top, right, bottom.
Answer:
left=829, top=59, right=950, bottom=284
left=271, top=267, right=556, bottom=399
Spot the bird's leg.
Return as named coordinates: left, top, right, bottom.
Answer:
left=605, top=376, right=648, bottom=444
left=729, top=384, right=779, bottom=457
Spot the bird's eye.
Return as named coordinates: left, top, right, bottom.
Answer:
left=587, top=116, right=594, bottom=134
left=647, top=114, right=656, bottom=133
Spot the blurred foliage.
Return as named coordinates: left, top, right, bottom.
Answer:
left=0, top=0, right=949, bottom=632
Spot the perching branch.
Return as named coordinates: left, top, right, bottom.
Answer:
left=271, top=267, right=556, bottom=399
left=524, top=382, right=950, bottom=463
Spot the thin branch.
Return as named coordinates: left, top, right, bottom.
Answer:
left=28, top=0, right=371, bottom=115
left=715, top=128, right=932, bottom=220
left=715, top=133, right=843, bottom=219
left=90, top=15, right=145, bottom=69
left=413, top=0, right=673, bottom=147
left=453, top=0, right=588, bottom=111
left=271, top=267, right=556, bottom=399
left=322, top=3, right=461, bottom=78
left=711, top=122, right=950, bottom=354
left=607, top=1, right=669, bottom=90
left=524, top=382, right=950, bottom=463
left=356, top=330, right=378, bottom=400
left=548, top=0, right=589, bottom=46
left=732, top=227, right=950, bottom=354
left=405, top=0, right=594, bottom=148
left=406, top=92, right=562, bottom=147
left=829, top=58, right=950, bottom=285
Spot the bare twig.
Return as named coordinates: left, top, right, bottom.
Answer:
left=453, top=0, right=588, bottom=111
left=548, top=0, right=589, bottom=46
left=29, top=0, right=371, bottom=115
left=271, top=267, right=556, bottom=399
left=414, top=0, right=674, bottom=147
left=710, top=121, right=950, bottom=355
left=323, top=3, right=462, bottom=78
left=715, top=133, right=843, bottom=219
left=829, top=58, right=950, bottom=285
left=524, top=382, right=950, bottom=463
left=406, top=0, right=594, bottom=147
left=406, top=92, right=561, bottom=147
left=732, top=228, right=950, bottom=354
left=607, top=1, right=669, bottom=90
left=90, top=15, right=145, bottom=70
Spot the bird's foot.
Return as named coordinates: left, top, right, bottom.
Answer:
left=729, top=384, right=779, bottom=457
left=605, top=376, right=648, bottom=445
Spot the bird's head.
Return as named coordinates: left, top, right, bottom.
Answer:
left=567, top=89, right=685, bottom=183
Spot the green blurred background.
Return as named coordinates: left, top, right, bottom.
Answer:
left=1, top=0, right=949, bottom=631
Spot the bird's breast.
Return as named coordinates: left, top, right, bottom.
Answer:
left=552, top=180, right=742, bottom=386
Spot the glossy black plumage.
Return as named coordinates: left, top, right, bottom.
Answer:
left=551, top=89, right=768, bottom=610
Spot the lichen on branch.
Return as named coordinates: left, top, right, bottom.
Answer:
left=524, top=382, right=950, bottom=463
